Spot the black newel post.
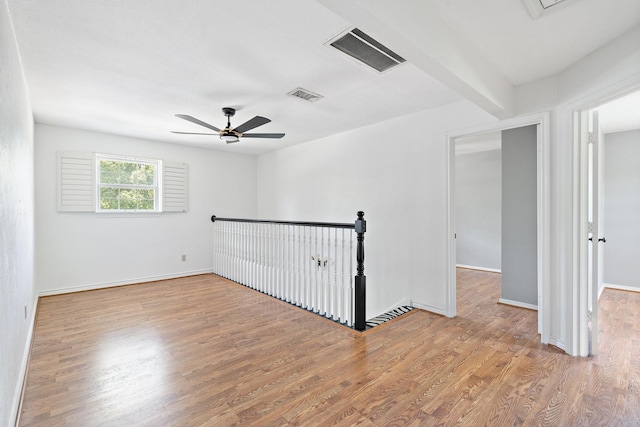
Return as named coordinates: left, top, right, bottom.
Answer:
left=354, top=211, right=366, bottom=331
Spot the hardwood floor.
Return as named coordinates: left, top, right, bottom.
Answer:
left=19, top=269, right=640, bottom=426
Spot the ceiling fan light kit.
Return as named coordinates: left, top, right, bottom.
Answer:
left=220, top=134, right=239, bottom=143
left=172, top=107, right=284, bottom=144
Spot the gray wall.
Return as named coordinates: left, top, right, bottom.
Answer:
left=455, top=149, right=502, bottom=270
left=603, top=130, right=640, bottom=289
left=501, top=125, right=538, bottom=306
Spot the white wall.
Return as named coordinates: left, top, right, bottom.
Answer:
left=603, top=130, right=640, bottom=290
left=35, top=124, right=257, bottom=294
left=513, top=25, right=640, bottom=355
left=0, top=0, right=36, bottom=425
left=257, top=23, right=639, bottom=354
left=455, top=149, right=501, bottom=271
left=257, top=101, right=496, bottom=318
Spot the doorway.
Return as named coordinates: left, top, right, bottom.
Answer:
left=580, top=90, right=640, bottom=355
left=445, top=112, right=551, bottom=344
left=454, top=126, right=538, bottom=310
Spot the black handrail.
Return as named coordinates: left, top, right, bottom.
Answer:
left=211, top=212, right=367, bottom=331
left=211, top=215, right=354, bottom=229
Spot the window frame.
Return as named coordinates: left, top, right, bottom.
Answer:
left=95, top=154, right=163, bottom=213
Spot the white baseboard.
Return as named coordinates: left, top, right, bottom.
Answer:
left=38, top=269, right=213, bottom=296
left=11, top=294, right=39, bottom=427
left=410, top=300, right=447, bottom=316
left=605, top=283, right=640, bottom=293
left=498, top=298, right=538, bottom=311
left=546, top=336, right=566, bottom=352
left=456, top=264, right=501, bottom=273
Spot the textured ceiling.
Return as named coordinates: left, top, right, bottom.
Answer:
left=7, top=0, right=640, bottom=154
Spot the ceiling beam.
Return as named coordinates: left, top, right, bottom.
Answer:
left=317, top=0, right=516, bottom=119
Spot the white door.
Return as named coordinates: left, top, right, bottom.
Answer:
left=587, top=110, right=605, bottom=356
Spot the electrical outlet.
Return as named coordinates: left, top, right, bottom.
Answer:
left=181, top=254, right=187, bottom=262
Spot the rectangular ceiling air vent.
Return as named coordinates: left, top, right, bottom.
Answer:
left=521, top=0, right=577, bottom=19
left=287, top=87, right=324, bottom=103
left=327, top=28, right=406, bottom=73
left=539, top=0, right=567, bottom=8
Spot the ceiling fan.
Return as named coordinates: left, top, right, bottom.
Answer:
left=172, top=107, right=285, bottom=143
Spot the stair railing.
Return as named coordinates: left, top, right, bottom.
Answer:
left=211, top=212, right=367, bottom=330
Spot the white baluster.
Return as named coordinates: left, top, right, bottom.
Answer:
left=340, top=228, right=345, bottom=323
left=227, top=222, right=232, bottom=280
left=266, top=223, right=270, bottom=295
left=242, top=223, right=247, bottom=285
left=331, top=228, right=340, bottom=320
left=274, top=223, right=279, bottom=298
left=229, top=222, right=233, bottom=281
left=280, top=224, right=284, bottom=300
left=237, top=223, right=240, bottom=282
left=211, top=222, right=218, bottom=274
left=320, top=227, right=324, bottom=314
left=222, top=222, right=227, bottom=278
left=270, top=223, right=275, bottom=297
left=220, top=222, right=225, bottom=278
left=298, top=225, right=303, bottom=307
left=259, top=223, right=264, bottom=292
left=301, top=226, right=306, bottom=308
left=265, top=223, right=268, bottom=293
left=233, top=222, right=238, bottom=282
left=325, top=227, right=330, bottom=316
left=251, top=223, right=257, bottom=290
left=239, top=222, right=244, bottom=283
left=272, top=223, right=277, bottom=297
left=286, top=225, right=291, bottom=303
left=253, top=224, right=260, bottom=289
left=305, top=226, right=311, bottom=309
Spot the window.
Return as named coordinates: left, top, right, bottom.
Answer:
left=97, top=155, right=160, bottom=212
left=57, top=151, right=188, bottom=213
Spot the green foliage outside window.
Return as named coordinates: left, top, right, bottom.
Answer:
left=99, top=158, right=157, bottom=211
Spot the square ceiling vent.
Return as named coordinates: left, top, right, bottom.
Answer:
left=326, top=28, right=406, bottom=73
left=288, top=87, right=323, bottom=103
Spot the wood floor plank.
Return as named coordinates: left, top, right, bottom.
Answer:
left=18, top=270, right=640, bottom=426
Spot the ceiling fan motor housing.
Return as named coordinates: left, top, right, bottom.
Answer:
left=222, top=107, right=236, bottom=117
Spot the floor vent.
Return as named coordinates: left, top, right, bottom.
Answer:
left=327, top=28, right=406, bottom=73
left=288, top=87, right=324, bottom=103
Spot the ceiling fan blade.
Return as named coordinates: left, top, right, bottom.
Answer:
left=171, top=131, right=217, bottom=135
left=175, top=114, right=221, bottom=132
left=233, top=116, right=271, bottom=134
left=242, top=133, right=285, bottom=139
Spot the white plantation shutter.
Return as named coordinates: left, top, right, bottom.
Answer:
left=57, top=151, right=95, bottom=212
left=163, top=161, right=188, bottom=212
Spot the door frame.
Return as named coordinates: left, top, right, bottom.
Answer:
left=569, top=81, right=640, bottom=356
left=445, top=112, right=551, bottom=344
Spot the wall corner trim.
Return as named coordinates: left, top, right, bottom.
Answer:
left=410, top=301, right=448, bottom=317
